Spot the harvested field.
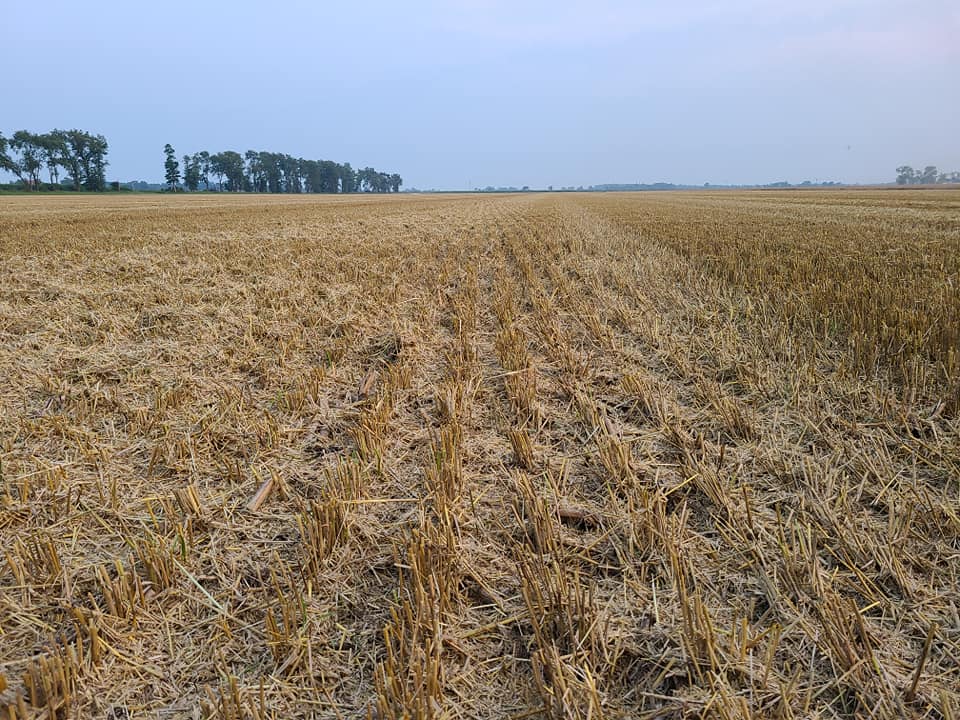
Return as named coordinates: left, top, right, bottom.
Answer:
left=1, top=190, right=958, bottom=719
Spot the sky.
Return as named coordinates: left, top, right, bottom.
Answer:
left=2, top=0, right=958, bottom=189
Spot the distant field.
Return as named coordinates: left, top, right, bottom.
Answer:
left=1, top=190, right=957, bottom=719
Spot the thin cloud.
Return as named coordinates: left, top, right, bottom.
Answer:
left=431, top=0, right=913, bottom=47
left=773, top=16, right=960, bottom=64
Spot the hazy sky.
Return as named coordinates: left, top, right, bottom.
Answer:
left=3, top=1, right=958, bottom=188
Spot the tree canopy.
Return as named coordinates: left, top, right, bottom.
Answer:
left=895, top=165, right=960, bottom=185
left=163, top=144, right=180, bottom=191
left=0, top=128, right=108, bottom=190
left=165, top=145, right=402, bottom=194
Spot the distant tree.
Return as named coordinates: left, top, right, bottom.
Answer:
left=164, top=144, right=180, bottom=191
left=35, top=131, right=67, bottom=185
left=183, top=154, right=200, bottom=191
left=2, top=133, right=29, bottom=186
left=198, top=150, right=211, bottom=190
left=166, top=146, right=399, bottom=196
left=258, top=152, right=282, bottom=193
left=0, top=133, right=12, bottom=176
left=208, top=152, right=226, bottom=191
left=9, top=131, right=45, bottom=188
left=222, top=151, right=247, bottom=191
left=340, top=162, right=357, bottom=193
left=895, top=166, right=916, bottom=185
left=300, top=159, right=318, bottom=193
left=85, top=134, right=109, bottom=191
left=60, top=130, right=92, bottom=190
left=919, top=165, right=939, bottom=184
left=316, top=160, right=338, bottom=193
left=302, top=159, right=341, bottom=194
left=245, top=150, right=264, bottom=192
left=207, top=151, right=245, bottom=191
left=0, top=128, right=110, bottom=190
left=357, top=167, right=392, bottom=192
left=895, top=164, right=960, bottom=185
left=277, top=154, right=301, bottom=193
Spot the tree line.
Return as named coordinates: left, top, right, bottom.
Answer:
left=164, top=145, right=401, bottom=194
left=0, top=129, right=109, bottom=190
left=895, top=165, right=960, bottom=185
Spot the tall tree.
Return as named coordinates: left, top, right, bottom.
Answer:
left=0, top=133, right=13, bottom=177
left=44, top=132, right=67, bottom=185
left=895, top=166, right=916, bottom=185
left=340, top=162, right=357, bottom=193
left=61, top=130, right=90, bottom=190
left=259, top=152, right=282, bottom=193
left=919, top=165, right=939, bottom=185
left=245, top=150, right=264, bottom=192
left=183, top=154, right=200, bottom=191
left=301, top=159, right=319, bottom=193
left=9, top=131, right=44, bottom=188
left=198, top=151, right=211, bottom=190
left=170, top=146, right=400, bottom=196
left=216, top=151, right=246, bottom=191
left=0, top=128, right=111, bottom=191
left=164, top=144, right=180, bottom=191
left=279, top=154, right=301, bottom=193
left=209, top=153, right=226, bottom=191
left=85, top=134, right=109, bottom=191
left=318, top=160, right=339, bottom=193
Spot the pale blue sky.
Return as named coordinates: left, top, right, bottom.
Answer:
left=3, top=1, right=958, bottom=188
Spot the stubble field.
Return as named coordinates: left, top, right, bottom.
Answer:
left=1, top=190, right=958, bottom=719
